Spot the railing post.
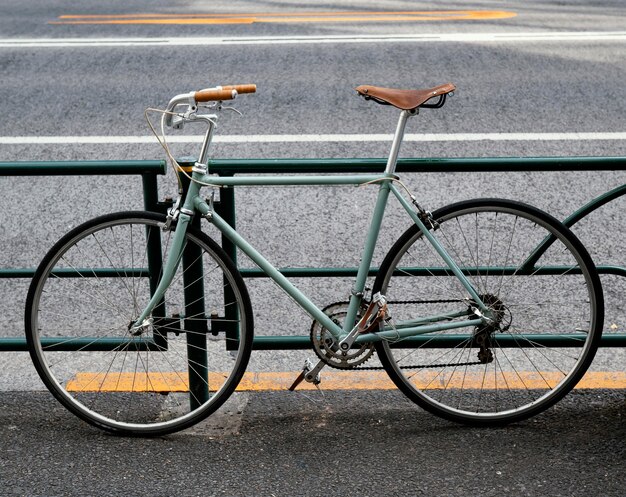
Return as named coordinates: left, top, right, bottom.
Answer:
left=141, top=172, right=163, bottom=214
left=213, top=172, right=240, bottom=350
left=174, top=162, right=210, bottom=409
left=182, top=211, right=210, bottom=409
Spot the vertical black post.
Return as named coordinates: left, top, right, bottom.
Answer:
left=141, top=172, right=161, bottom=213
left=142, top=173, right=168, bottom=351
left=178, top=166, right=210, bottom=409
left=213, top=176, right=240, bottom=350
left=182, top=215, right=210, bottom=409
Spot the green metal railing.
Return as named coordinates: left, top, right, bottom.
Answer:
left=201, top=156, right=626, bottom=349
left=0, top=160, right=167, bottom=351
left=2, top=156, right=626, bottom=352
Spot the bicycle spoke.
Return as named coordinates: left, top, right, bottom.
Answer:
left=27, top=213, right=252, bottom=435
left=374, top=200, right=601, bottom=424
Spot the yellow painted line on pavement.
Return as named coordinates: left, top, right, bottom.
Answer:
left=66, top=371, right=626, bottom=393
left=50, top=10, right=517, bottom=25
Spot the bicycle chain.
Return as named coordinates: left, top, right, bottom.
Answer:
left=387, top=298, right=467, bottom=305
left=355, top=360, right=483, bottom=371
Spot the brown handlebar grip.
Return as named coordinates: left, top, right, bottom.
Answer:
left=222, top=84, right=257, bottom=94
left=194, top=88, right=236, bottom=102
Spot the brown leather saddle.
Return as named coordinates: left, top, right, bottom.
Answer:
left=355, top=83, right=456, bottom=110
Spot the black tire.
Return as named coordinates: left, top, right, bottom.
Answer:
left=25, top=211, right=253, bottom=436
left=373, top=199, right=603, bottom=425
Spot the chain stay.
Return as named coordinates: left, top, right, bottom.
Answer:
left=357, top=297, right=481, bottom=371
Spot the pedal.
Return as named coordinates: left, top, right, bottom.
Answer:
left=288, top=358, right=322, bottom=391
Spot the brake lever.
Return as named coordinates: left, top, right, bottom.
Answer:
left=221, top=106, right=243, bottom=116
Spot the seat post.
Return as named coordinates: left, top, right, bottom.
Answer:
left=384, top=109, right=413, bottom=175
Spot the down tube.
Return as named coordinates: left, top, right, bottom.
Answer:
left=389, top=184, right=487, bottom=311
left=203, top=207, right=344, bottom=339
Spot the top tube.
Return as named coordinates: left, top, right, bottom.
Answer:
left=192, top=173, right=393, bottom=187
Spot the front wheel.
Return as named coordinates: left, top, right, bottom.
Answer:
left=374, top=199, right=603, bottom=425
left=25, top=211, right=253, bottom=436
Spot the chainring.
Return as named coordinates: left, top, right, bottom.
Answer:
left=310, top=301, right=375, bottom=369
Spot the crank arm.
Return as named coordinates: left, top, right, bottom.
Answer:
left=288, top=358, right=326, bottom=391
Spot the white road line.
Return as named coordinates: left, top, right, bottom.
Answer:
left=1, top=31, right=626, bottom=48
left=1, top=133, right=625, bottom=145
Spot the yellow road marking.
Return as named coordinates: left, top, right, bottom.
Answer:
left=67, top=371, right=190, bottom=393
left=66, top=370, right=626, bottom=393
left=50, top=10, right=517, bottom=25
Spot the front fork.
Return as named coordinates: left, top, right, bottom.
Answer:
left=129, top=210, right=192, bottom=334
left=131, top=175, right=211, bottom=335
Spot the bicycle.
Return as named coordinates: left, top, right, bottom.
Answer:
left=25, top=83, right=604, bottom=436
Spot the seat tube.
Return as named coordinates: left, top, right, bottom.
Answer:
left=342, top=110, right=412, bottom=330
left=343, top=179, right=392, bottom=332
left=384, top=110, right=412, bottom=175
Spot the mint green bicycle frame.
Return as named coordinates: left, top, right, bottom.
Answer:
left=132, top=109, right=489, bottom=344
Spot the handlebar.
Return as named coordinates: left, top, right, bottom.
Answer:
left=221, top=84, right=257, bottom=94
left=164, top=84, right=256, bottom=127
left=194, top=84, right=256, bottom=102
left=194, top=88, right=237, bottom=102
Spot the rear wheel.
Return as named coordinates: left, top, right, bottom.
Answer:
left=374, top=199, right=603, bottom=425
left=25, top=211, right=253, bottom=436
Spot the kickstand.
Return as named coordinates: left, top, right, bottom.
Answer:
left=299, top=384, right=327, bottom=405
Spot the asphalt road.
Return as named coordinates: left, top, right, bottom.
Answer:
left=1, top=1, right=626, bottom=495
left=1, top=389, right=625, bottom=497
